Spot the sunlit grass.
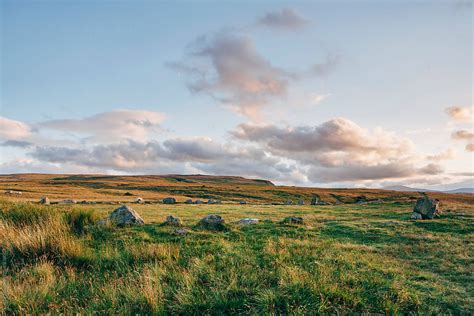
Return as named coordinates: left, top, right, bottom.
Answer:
left=1, top=199, right=472, bottom=314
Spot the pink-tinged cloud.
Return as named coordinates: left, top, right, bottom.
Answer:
left=257, top=8, right=309, bottom=30
left=0, top=116, right=32, bottom=140
left=445, top=106, right=474, bottom=123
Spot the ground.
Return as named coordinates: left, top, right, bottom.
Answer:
left=1, top=198, right=473, bottom=314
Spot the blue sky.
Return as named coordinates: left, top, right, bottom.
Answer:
left=1, top=0, right=472, bottom=189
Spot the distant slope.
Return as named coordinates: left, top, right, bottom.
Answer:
left=1, top=173, right=473, bottom=207
left=382, top=185, right=435, bottom=192
left=444, top=188, right=474, bottom=194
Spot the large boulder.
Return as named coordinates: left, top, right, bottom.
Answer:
left=198, top=214, right=225, bottom=230
left=165, top=215, right=182, bottom=226
left=413, top=196, right=441, bottom=219
left=101, top=205, right=145, bottom=226
left=282, top=216, right=304, bottom=225
left=163, top=197, right=176, bottom=204
left=39, top=196, right=50, bottom=205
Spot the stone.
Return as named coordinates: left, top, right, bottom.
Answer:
left=165, top=215, right=182, bottom=226
left=163, top=197, right=176, bottom=204
left=207, top=199, right=220, bottom=204
left=297, top=199, right=305, bottom=205
left=39, top=196, right=50, bottom=205
left=5, top=190, right=22, bottom=195
left=285, top=200, right=294, bottom=205
left=413, top=196, right=441, bottom=219
left=136, top=197, right=144, bottom=204
left=239, top=201, right=247, bottom=205
left=58, top=199, right=77, bottom=204
left=310, top=195, right=319, bottom=205
left=198, top=214, right=225, bottom=230
left=410, top=212, right=422, bottom=220
left=124, top=192, right=133, bottom=196
left=282, top=216, right=304, bottom=225
left=101, top=205, right=145, bottom=227
left=195, top=200, right=204, bottom=204
left=237, top=218, right=259, bottom=225
left=172, top=228, right=189, bottom=236
left=185, top=199, right=193, bottom=204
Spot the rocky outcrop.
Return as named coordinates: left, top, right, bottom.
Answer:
left=282, top=216, right=304, bottom=225
left=163, top=197, right=176, bottom=204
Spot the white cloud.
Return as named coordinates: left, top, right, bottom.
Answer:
left=257, top=8, right=309, bottom=30
left=0, top=116, right=32, bottom=140
left=41, top=109, right=166, bottom=142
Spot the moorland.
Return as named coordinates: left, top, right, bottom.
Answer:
left=1, top=174, right=473, bottom=314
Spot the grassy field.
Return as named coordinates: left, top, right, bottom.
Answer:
left=1, top=198, right=473, bottom=314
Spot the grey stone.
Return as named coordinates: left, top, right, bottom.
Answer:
left=136, top=197, right=144, bottom=204
left=102, top=205, right=145, bottom=227
left=199, top=214, right=225, bottom=230
left=185, top=199, right=193, bottom=204
left=195, top=200, right=204, bottom=204
left=239, top=200, right=247, bottom=205
left=297, top=199, right=305, bottom=205
left=285, top=200, right=294, bottom=205
left=165, top=215, right=182, bottom=226
left=413, top=196, right=441, bottom=219
left=163, top=197, right=176, bottom=204
left=173, top=228, right=189, bottom=236
left=310, top=196, right=319, bottom=205
left=39, top=196, right=50, bottom=205
left=58, top=199, right=77, bottom=205
left=237, top=218, right=259, bottom=225
left=282, top=216, right=304, bottom=225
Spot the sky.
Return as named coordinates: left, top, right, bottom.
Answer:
left=0, top=0, right=472, bottom=189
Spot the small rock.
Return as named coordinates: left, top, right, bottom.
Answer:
left=80, top=200, right=88, bottom=204
left=282, top=216, right=304, bottom=225
left=239, top=200, right=247, bottom=205
left=100, top=205, right=145, bottom=227
left=285, top=200, right=294, bottom=205
left=198, top=214, right=225, bottom=230
left=185, top=199, right=193, bottom=204
left=136, top=197, right=144, bottom=204
left=39, top=196, right=50, bottom=205
left=195, top=200, right=204, bottom=204
left=58, top=199, right=77, bottom=205
left=207, top=199, right=220, bottom=204
left=124, top=192, right=133, bottom=196
left=173, top=228, right=189, bottom=236
left=237, top=218, right=259, bottom=225
left=297, top=199, right=305, bottom=205
left=165, top=215, right=182, bottom=226
left=163, top=197, right=176, bottom=204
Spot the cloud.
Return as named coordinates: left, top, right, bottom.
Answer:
left=0, top=116, right=32, bottom=140
left=41, top=109, right=165, bottom=142
left=232, top=118, right=441, bottom=182
left=452, top=129, right=474, bottom=141
left=445, top=106, right=474, bottom=123
left=257, top=8, right=309, bottom=30
left=426, top=148, right=456, bottom=161
left=29, top=138, right=303, bottom=183
left=180, top=32, right=290, bottom=119
left=466, top=143, right=474, bottom=152
left=1, top=140, right=33, bottom=148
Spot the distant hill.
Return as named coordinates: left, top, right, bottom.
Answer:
left=383, top=185, right=473, bottom=194
left=444, top=188, right=474, bottom=194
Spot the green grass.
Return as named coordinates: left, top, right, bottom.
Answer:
left=1, top=200, right=473, bottom=314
